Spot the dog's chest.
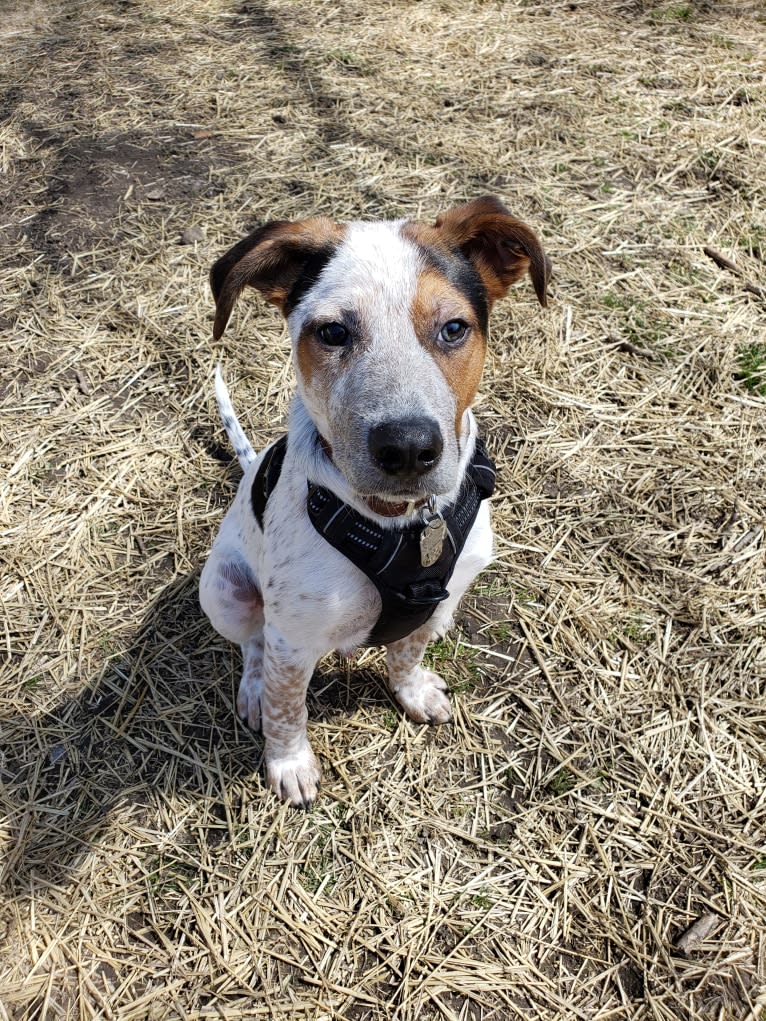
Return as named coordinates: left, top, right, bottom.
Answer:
left=254, top=474, right=383, bottom=648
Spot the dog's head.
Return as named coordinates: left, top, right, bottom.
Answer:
left=211, top=197, right=549, bottom=508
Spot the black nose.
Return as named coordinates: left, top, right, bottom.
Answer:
left=368, top=417, right=444, bottom=478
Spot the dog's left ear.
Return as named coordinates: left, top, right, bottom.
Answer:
left=210, top=217, right=344, bottom=340
left=434, top=196, right=550, bottom=308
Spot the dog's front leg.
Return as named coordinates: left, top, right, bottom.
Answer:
left=386, top=623, right=453, bottom=725
left=261, top=623, right=321, bottom=808
left=237, top=635, right=265, bottom=729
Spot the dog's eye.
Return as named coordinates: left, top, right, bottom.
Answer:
left=439, top=319, right=469, bottom=345
left=317, top=322, right=350, bottom=347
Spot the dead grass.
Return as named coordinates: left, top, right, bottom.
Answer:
left=1, top=1, right=764, bottom=1018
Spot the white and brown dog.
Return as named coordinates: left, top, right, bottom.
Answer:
left=200, top=197, right=548, bottom=807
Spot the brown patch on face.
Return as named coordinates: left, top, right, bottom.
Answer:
left=295, top=320, right=351, bottom=402
left=295, top=311, right=368, bottom=431
left=296, top=324, right=323, bottom=391
left=210, top=217, right=346, bottom=339
left=411, top=267, right=487, bottom=438
left=402, top=219, right=440, bottom=250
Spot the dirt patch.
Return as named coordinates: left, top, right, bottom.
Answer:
left=20, top=131, right=219, bottom=262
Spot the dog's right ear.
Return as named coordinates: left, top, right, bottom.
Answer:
left=210, top=218, right=344, bottom=340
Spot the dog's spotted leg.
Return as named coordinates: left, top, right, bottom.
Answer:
left=237, top=635, right=264, bottom=730
left=200, top=552, right=266, bottom=728
left=260, top=624, right=321, bottom=808
left=386, top=623, right=452, bottom=725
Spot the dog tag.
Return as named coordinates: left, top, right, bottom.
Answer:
left=420, top=515, right=447, bottom=567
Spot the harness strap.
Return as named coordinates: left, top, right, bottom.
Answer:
left=250, top=434, right=496, bottom=646
left=250, top=435, right=288, bottom=530
left=307, top=439, right=496, bottom=645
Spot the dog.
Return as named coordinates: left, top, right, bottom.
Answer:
left=199, top=196, right=549, bottom=807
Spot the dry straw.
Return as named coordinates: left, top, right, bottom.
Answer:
left=1, top=1, right=764, bottom=1018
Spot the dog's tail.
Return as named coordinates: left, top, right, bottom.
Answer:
left=214, top=365, right=257, bottom=470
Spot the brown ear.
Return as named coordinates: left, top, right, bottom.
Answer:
left=210, top=217, right=344, bottom=339
left=434, top=196, right=550, bottom=308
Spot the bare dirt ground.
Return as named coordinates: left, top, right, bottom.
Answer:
left=1, top=1, right=764, bottom=1018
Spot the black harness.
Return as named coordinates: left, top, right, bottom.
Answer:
left=251, top=436, right=496, bottom=645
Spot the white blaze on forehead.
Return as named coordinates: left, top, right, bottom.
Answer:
left=288, top=220, right=420, bottom=328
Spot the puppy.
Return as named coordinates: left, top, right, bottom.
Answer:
left=200, top=196, right=549, bottom=806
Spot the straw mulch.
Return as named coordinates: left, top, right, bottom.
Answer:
left=1, top=1, right=764, bottom=1018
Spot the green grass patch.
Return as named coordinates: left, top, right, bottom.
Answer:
left=299, top=824, right=339, bottom=894
left=382, top=709, right=399, bottom=732
left=546, top=767, right=578, bottom=797
left=735, top=344, right=766, bottom=396
left=473, top=577, right=515, bottom=598
left=422, top=637, right=480, bottom=691
left=484, top=620, right=514, bottom=644
left=603, top=292, right=672, bottom=347
left=738, top=225, right=766, bottom=260
left=650, top=4, right=694, bottom=22
left=622, top=613, right=654, bottom=643
left=471, top=889, right=493, bottom=910
left=327, top=49, right=369, bottom=73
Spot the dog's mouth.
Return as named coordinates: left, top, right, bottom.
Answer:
left=363, top=492, right=430, bottom=518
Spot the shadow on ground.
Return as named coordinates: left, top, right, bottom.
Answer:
left=0, top=571, right=383, bottom=895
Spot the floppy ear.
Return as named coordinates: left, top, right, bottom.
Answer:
left=210, top=217, right=344, bottom=340
left=434, top=196, right=550, bottom=308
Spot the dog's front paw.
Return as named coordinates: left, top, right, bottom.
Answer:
left=392, top=669, right=452, bottom=725
left=265, top=744, right=321, bottom=808
left=237, top=671, right=263, bottom=730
